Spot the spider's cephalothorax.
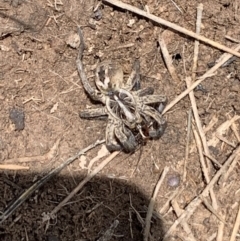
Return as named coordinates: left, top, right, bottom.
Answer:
left=77, top=28, right=167, bottom=152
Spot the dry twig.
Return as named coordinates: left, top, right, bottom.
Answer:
left=0, top=164, right=29, bottom=170
left=192, top=3, right=203, bottom=81
left=49, top=151, right=120, bottom=217
left=218, top=151, right=240, bottom=186
left=187, top=77, right=218, bottom=210
left=163, top=145, right=240, bottom=240
left=158, top=35, right=180, bottom=82
left=162, top=43, right=240, bottom=114
left=97, top=220, right=119, bottom=241
left=0, top=139, right=105, bottom=224
left=183, top=109, right=192, bottom=181
left=230, top=204, right=240, bottom=241
left=103, top=0, right=240, bottom=57
left=159, top=187, right=183, bottom=215
left=216, top=212, right=225, bottom=241
left=202, top=152, right=222, bottom=168
left=144, top=167, right=169, bottom=241
left=171, top=200, right=197, bottom=241
left=4, top=138, right=61, bottom=163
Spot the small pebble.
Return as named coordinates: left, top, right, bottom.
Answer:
left=92, top=8, right=102, bottom=21
left=66, top=33, right=80, bottom=49
left=167, top=174, right=180, bottom=187
left=9, top=108, right=25, bottom=131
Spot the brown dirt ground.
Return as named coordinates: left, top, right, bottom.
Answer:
left=1, top=0, right=240, bottom=240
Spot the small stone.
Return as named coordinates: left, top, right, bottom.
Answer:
left=127, top=19, right=136, bottom=28
left=92, top=8, right=102, bottom=21
left=9, top=108, right=25, bottom=131
left=66, top=33, right=80, bottom=49
left=167, top=174, right=180, bottom=187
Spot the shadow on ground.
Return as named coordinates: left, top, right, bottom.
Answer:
left=0, top=172, right=165, bottom=241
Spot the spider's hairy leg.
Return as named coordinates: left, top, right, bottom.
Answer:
left=125, top=59, right=141, bottom=91
left=76, top=28, right=105, bottom=103
left=105, top=119, right=122, bottom=152
left=136, top=87, right=154, bottom=97
left=141, top=105, right=167, bottom=138
left=79, top=107, right=107, bottom=119
left=114, top=122, right=137, bottom=153
left=139, top=95, right=167, bottom=105
left=140, top=95, right=167, bottom=113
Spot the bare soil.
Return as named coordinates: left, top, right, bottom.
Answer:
left=0, top=0, right=240, bottom=240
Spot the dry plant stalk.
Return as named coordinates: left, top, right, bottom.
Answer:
left=4, top=138, right=61, bottom=163
left=183, top=109, right=192, bottom=181
left=230, top=204, right=240, bottom=241
left=163, top=146, right=240, bottom=240
left=171, top=200, right=197, bottom=241
left=216, top=212, right=225, bottom=241
left=143, top=167, right=169, bottom=241
left=187, top=77, right=218, bottom=210
left=103, top=0, right=240, bottom=57
left=192, top=3, right=203, bottom=81
left=50, top=151, right=120, bottom=216
left=97, top=220, right=119, bottom=241
left=0, top=164, right=29, bottom=170
left=0, top=139, right=105, bottom=224
left=158, top=35, right=180, bottom=82
left=163, top=43, right=240, bottom=115
left=159, top=187, right=183, bottom=214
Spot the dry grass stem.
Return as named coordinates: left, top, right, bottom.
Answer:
left=50, top=151, right=120, bottom=217
left=159, top=187, right=183, bottom=214
left=129, top=193, right=145, bottom=227
left=225, top=35, right=240, bottom=43
left=103, top=0, right=240, bottom=57
left=230, top=204, right=240, bottom=241
left=143, top=167, right=169, bottom=241
left=208, top=115, right=240, bottom=148
left=202, top=152, right=222, bottom=168
left=4, top=138, right=61, bottom=163
left=158, top=35, right=180, bottom=82
left=218, top=152, right=240, bottom=187
left=169, top=0, right=183, bottom=13
left=192, top=3, right=203, bottom=81
left=97, top=220, right=119, bottom=241
left=230, top=121, right=240, bottom=143
left=216, top=212, right=225, bottom=241
left=187, top=76, right=218, bottom=209
left=162, top=43, right=240, bottom=115
left=201, top=197, right=225, bottom=223
left=216, top=133, right=237, bottom=148
left=0, top=139, right=105, bottom=225
left=183, top=109, right=192, bottom=181
left=0, top=164, right=29, bottom=170
left=163, top=145, right=240, bottom=240
left=171, top=200, right=197, bottom=241
left=192, top=125, right=218, bottom=210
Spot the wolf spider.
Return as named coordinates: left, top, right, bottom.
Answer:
left=77, top=28, right=167, bottom=152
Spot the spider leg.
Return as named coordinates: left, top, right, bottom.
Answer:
left=105, top=118, right=122, bottom=152
left=77, top=28, right=105, bottom=103
left=125, top=59, right=141, bottom=91
left=139, top=95, right=167, bottom=113
left=114, top=121, right=137, bottom=153
left=136, top=87, right=154, bottom=97
left=79, top=107, right=107, bottom=119
left=141, top=105, right=167, bottom=138
left=139, top=95, right=167, bottom=105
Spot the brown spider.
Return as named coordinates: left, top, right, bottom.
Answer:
left=77, top=28, right=167, bottom=152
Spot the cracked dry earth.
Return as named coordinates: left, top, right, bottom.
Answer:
left=1, top=0, right=240, bottom=240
